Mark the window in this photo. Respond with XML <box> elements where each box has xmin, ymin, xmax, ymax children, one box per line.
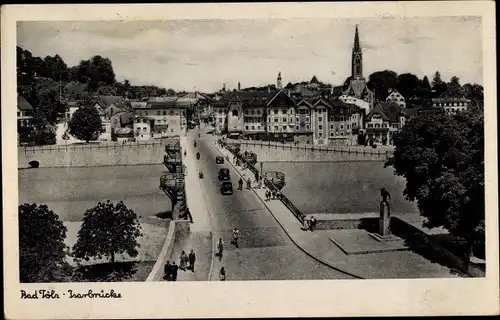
<box><xmin>143</xmin><ymin>127</ymin><xmax>147</xmax><ymax>132</ymax></box>
<box><xmin>232</xmin><ymin>110</ymin><xmax>238</xmax><ymax>117</ymax></box>
<box><xmin>268</xmin><ymin>126</ymin><xmax>271</xmax><ymax>131</ymax></box>
<box><xmin>219</xmin><ymin>118</ymin><xmax>222</xmax><ymax>123</ymax></box>
<box><xmin>296</xmin><ymin>125</ymin><xmax>299</xmax><ymax>130</ymax></box>
<box><xmin>296</xmin><ymin>116</ymin><xmax>300</xmax><ymax>122</ymax></box>
<box><xmin>318</xmin><ymin>133</ymin><xmax>322</xmax><ymax>138</ymax></box>
<box><xmin>329</xmin><ymin>116</ymin><xmax>334</xmax><ymax>121</ymax></box>
<box><xmin>319</xmin><ymin>125</ymin><xmax>323</xmax><ymax>131</ymax></box>
<box><xmin>283</xmin><ymin>126</ymin><xmax>287</xmax><ymax>131</ymax></box>
<box><xmin>17</xmin><ymin>111</ymin><xmax>21</xmax><ymax>117</ymax></box>
<box><xmin>169</xmin><ymin>110</ymin><xmax>174</xmax><ymax>116</ymax></box>
<box><xmin>145</xmin><ymin>111</ymin><xmax>148</xmax><ymax>116</ymax></box>
<box><xmin>282</xmin><ymin>117</ymin><xmax>286</xmax><ymax>122</ymax></box>
<box><xmin>340</xmin><ymin>116</ymin><xmax>344</xmax><ymax>121</ymax></box>
<box><xmin>306</xmin><ymin>125</ymin><xmax>310</xmax><ymax>130</ymax></box>
<box><xmin>318</xmin><ymin>108</ymin><xmax>323</xmax><ymax>114</ymax></box>
<box><xmin>244</xmin><ymin>109</ymin><xmax>248</xmax><ymax>115</ymax></box>
<box><xmin>274</xmin><ymin>118</ymin><xmax>278</xmax><ymax>122</ymax></box>
<box><xmin>340</xmin><ymin>124</ymin><xmax>344</xmax><ymax>129</ymax></box>
<box><xmin>340</xmin><ymin>131</ymin><xmax>344</xmax><ymax>136</ymax></box>
<box><xmin>340</xmin><ymin>109</ymin><xmax>343</xmax><ymax>114</ymax></box>
<box><xmin>143</xmin><ymin>119</ymin><xmax>147</xmax><ymax>123</ymax></box>
<box><xmin>330</xmin><ymin>132</ymin><xmax>334</xmax><ymax>137</ymax></box>
<box><xmin>274</xmin><ymin>126</ymin><xmax>278</xmax><ymax>131</ymax></box>
<box><xmin>306</xmin><ymin>117</ymin><xmax>310</xmax><ymax>122</ymax></box>
<box><xmin>157</xmin><ymin>111</ymin><xmax>160</xmax><ymax>115</ymax></box>
<box><xmin>382</xmin><ymin>123</ymin><xmax>387</xmax><ymax>128</ymax></box>
<box><xmin>252</xmin><ymin>126</ymin><xmax>255</xmax><ymax>130</ymax></box>
<box><xmin>163</xmin><ymin>111</ymin><xmax>167</xmax><ymax>115</ymax></box>
<box><xmin>251</xmin><ymin>109</ymin><xmax>255</xmax><ymax>115</ymax></box>
<box><xmin>290</xmin><ymin>117</ymin><xmax>294</xmax><ymax>122</ymax></box>
<box><xmin>318</xmin><ymin>117</ymin><xmax>322</xmax><ymax>122</ymax></box>
<box><xmin>375</xmin><ymin>123</ymin><xmax>380</xmax><ymax>128</ymax></box>
<box><xmin>330</xmin><ymin>124</ymin><xmax>334</xmax><ymax>129</ymax></box>
<box><xmin>347</xmin><ymin>124</ymin><xmax>350</xmax><ymax>129</ymax></box>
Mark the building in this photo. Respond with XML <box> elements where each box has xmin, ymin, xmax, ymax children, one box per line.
<box><xmin>364</xmin><ymin>102</ymin><xmax>402</xmax><ymax>145</ymax></box>
<box><xmin>17</xmin><ymin>96</ymin><xmax>34</xmax><ymax>129</ymax></box>
<box><xmin>132</xmin><ymin>97</ymin><xmax>188</xmax><ymax>140</ymax></box>
<box><xmin>342</xmin><ymin>25</ymin><xmax>375</xmax><ymax>112</ymax></box>
<box><xmin>295</xmin><ymin>99</ymin><xmax>314</xmax><ymax>143</ymax></box>
<box><xmin>133</xmin><ymin>116</ymin><xmax>152</xmax><ymax>141</ymax></box>
<box><xmin>265</xmin><ymin>89</ymin><xmax>296</xmax><ymax>140</ymax></box>
<box><xmin>213</xmin><ymin>100</ymin><xmax>228</xmax><ymax>135</ymax></box>
<box><xmin>65</xmin><ymin>101</ymin><xmax>79</xmax><ymax>121</ymax></box>
<box><xmin>431</xmin><ymin>97</ymin><xmax>470</xmax><ymax>115</ymax></box>
<box><xmin>386</xmin><ymin>88</ymin><xmax>406</xmax><ymax>108</ymax></box>
<box><xmin>311</xmin><ymin>97</ymin><xmax>364</xmax><ymax>146</ymax></box>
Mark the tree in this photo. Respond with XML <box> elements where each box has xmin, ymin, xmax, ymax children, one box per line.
<box><xmin>463</xmin><ymin>83</ymin><xmax>484</xmax><ymax>114</ymax></box>
<box><xmin>32</xmin><ymin>82</ymin><xmax>67</xmax><ymax>125</ymax></box>
<box><xmin>421</xmin><ymin>75</ymin><xmax>431</xmax><ymax>89</ymax></box>
<box><xmin>366</xmin><ymin>70</ymin><xmax>398</xmax><ymax>101</ymax></box>
<box><xmin>68</xmin><ymin>106</ymin><xmax>102</xmax><ymax>143</ymax></box>
<box><xmin>395</xmin><ymin>73</ymin><xmax>420</xmax><ymax>99</ymax></box>
<box><xmin>385</xmin><ymin>112</ymin><xmax>484</xmax><ymax>259</ymax></box>
<box><xmin>19</xmin><ymin>203</ymin><xmax>69</xmax><ymax>282</ymax></box>
<box><xmin>431</xmin><ymin>71</ymin><xmax>447</xmax><ymax>97</ymax></box>
<box><xmin>72</xmin><ymin>201</ymin><xmax>142</xmax><ymax>265</ymax></box>
<box><xmin>445</xmin><ymin>76</ymin><xmax>463</xmax><ymax>97</ymax></box>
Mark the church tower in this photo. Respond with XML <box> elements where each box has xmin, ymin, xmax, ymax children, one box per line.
<box><xmin>351</xmin><ymin>25</ymin><xmax>364</xmax><ymax>80</ymax></box>
<box><xmin>277</xmin><ymin>72</ymin><xmax>282</xmax><ymax>90</ymax></box>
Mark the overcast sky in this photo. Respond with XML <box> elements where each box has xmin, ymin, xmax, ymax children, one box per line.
<box><xmin>17</xmin><ymin>17</ymin><xmax>482</xmax><ymax>92</ymax></box>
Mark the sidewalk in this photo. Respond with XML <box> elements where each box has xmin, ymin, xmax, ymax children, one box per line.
<box><xmin>213</xmin><ymin>143</ymin><xmax>464</xmax><ymax>279</ymax></box>
<box><xmin>164</xmin><ymin>136</ymin><xmax>213</xmax><ymax>281</ymax></box>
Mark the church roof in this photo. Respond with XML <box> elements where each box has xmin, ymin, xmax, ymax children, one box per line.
<box><xmin>343</xmin><ymin>79</ymin><xmax>372</xmax><ymax>99</ymax></box>
<box><xmin>310</xmin><ymin>75</ymin><xmax>319</xmax><ymax>84</ymax></box>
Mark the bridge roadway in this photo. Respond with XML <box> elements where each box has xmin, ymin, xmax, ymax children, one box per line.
<box><xmin>173</xmin><ymin>127</ymin><xmax>355</xmax><ymax>281</ymax></box>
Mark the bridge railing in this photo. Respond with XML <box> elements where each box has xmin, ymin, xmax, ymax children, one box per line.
<box><xmin>226</xmin><ymin>139</ymin><xmax>394</xmax><ymax>158</ymax></box>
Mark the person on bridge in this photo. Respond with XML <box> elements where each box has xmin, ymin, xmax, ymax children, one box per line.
<box><xmin>219</xmin><ymin>267</ymin><xmax>226</xmax><ymax>281</ymax></box>
<box><xmin>188</xmin><ymin>250</ymin><xmax>196</xmax><ymax>272</ymax></box>
<box><xmin>171</xmin><ymin>262</ymin><xmax>179</xmax><ymax>281</ymax></box>
<box><xmin>238</xmin><ymin>178</ymin><xmax>243</xmax><ymax>190</ymax></box>
<box><xmin>196</xmin><ymin>152</ymin><xmax>200</xmax><ymax>160</ymax></box>
<box><xmin>163</xmin><ymin>261</ymin><xmax>171</xmax><ymax>281</ymax></box>
<box><xmin>217</xmin><ymin>238</ymin><xmax>224</xmax><ymax>259</ymax></box>
<box><xmin>232</xmin><ymin>228</ymin><xmax>239</xmax><ymax>247</ymax></box>
<box><xmin>246</xmin><ymin>178</ymin><xmax>252</xmax><ymax>189</ymax></box>
<box><xmin>184</xmin><ymin>150</ymin><xmax>187</xmax><ymax>157</ymax></box>
<box><xmin>179</xmin><ymin>251</ymin><xmax>188</xmax><ymax>271</ymax></box>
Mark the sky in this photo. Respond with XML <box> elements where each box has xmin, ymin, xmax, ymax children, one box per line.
<box><xmin>17</xmin><ymin>17</ymin><xmax>482</xmax><ymax>93</ymax></box>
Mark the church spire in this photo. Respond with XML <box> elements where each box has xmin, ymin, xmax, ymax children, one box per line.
<box><xmin>351</xmin><ymin>25</ymin><xmax>363</xmax><ymax>79</ymax></box>
<box><xmin>354</xmin><ymin>24</ymin><xmax>360</xmax><ymax>51</ymax></box>
<box><xmin>277</xmin><ymin>72</ymin><xmax>282</xmax><ymax>90</ymax></box>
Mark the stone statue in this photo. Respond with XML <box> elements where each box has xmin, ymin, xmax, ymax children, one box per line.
<box><xmin>379</xmin><ymin>187</ymin><xmax>392</xmax><ymax>237</ymax></box>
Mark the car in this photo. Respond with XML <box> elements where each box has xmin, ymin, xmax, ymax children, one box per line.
<box><xmin>220</xmin><ymin>181</ymin><xmax>234</xmax><ymax>195</ymax></box>
<box><xmin>215</xmin><ymin>156</ymin><xmax>224</xmax><ymax>164</ymax></box>
<box><xmin>218</xmin><ymin>168</ymin><xmax>231</xmax><ymax>180</ymax></box>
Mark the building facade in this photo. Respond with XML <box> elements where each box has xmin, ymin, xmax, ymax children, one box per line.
<box><xmin>431</xmin><ymin>97</ymin><xmax>470</xmax><ymax>114</ymax></box>
<box><xmin>386</xmin><ymin>89</ymin><xmax>406</xmax><ymax>108</ymax></box>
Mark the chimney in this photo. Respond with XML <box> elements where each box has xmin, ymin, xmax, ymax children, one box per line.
<box><xmin>238</xmin><ymin>82</ymin><xmax>241</xmax><ymax>91</ymax></box>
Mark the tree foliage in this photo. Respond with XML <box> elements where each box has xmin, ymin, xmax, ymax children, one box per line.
<box><xmin>19</xmin><ymin>203</ymin><xmax>69</xmax><ymax>282</ymax></box>
<box><xmin>366</xmin><ymin>70</ymin><xmax>398</xmax><ymax>101</ymax></box>
<box><xmin>385</xmin><ymin>112</ymin><xmax>484</xmax><ymax>257</ymax></box>
<box><xmin>68</xmin><ymin>106</ymin><xmax>103</xmax><ymax>143</ymax></box>
<box><xmin>72</xmin><ymin>201</ymin><xmax>142</xmax><ymax>264</ymax></box>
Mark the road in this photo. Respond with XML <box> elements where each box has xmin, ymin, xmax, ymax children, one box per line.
<box><xmin>181</xmin><ymin>126</ymin><xmax>355</xmax><ymax>280</ymax></box>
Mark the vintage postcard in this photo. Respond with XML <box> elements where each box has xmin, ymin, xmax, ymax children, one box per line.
<box><xmin>2</xmin><ymin>2</ymin><xmax>498</xmax><ymax>319</ymax></box>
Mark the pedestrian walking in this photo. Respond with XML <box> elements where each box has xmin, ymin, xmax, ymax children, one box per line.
<box><xmin>188</xmin><ymin>250</ymin><xmax>196</xmax><ymax>272</ymax></box>
<box><xmin>271</xmin><ymin>189</ymin><xmax>276</xmax><ymax>200</ymax></box>
<box><xmin>302</xmin><ymin>218</ymin><xmax>310</xmax><ymax>231</ymax></box>
<box><xmin>309</xmin><ymin>216</ymin><xmax>317</xmax><ymax>232</ymax></box>
<box><xmin>255</xmin><ymin>172</ymin><xmax>260</xmax><ymax>183</ymax></box>
<box><xmin>163</xmin><ymin>261</ymin><xmax>171</xmax><ymax>281</ymax></box>
<box><xmin>179</xmin><ymin>251</ymin><xmax>188</xmax><ymax>271</ymax></box>
<box><xmin>219</xmin><ymin>267</ymin><xmax>226</xmax><ymax>281</ymax></box>
<box><xmin>171</xmin><ymin>262</ymin><xmax>179</xmax><ymax>281</ymax></box>
<box><xmin>216</xmin><ymin>238</ymin><xmax>224</xmax><ymax>260</ymax></box>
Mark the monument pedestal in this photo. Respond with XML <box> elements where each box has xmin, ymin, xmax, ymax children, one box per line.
<box><xmin>369</xmin><ymin>201</ymin><xmax>403</xmax><ymax>243</ymax></box>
